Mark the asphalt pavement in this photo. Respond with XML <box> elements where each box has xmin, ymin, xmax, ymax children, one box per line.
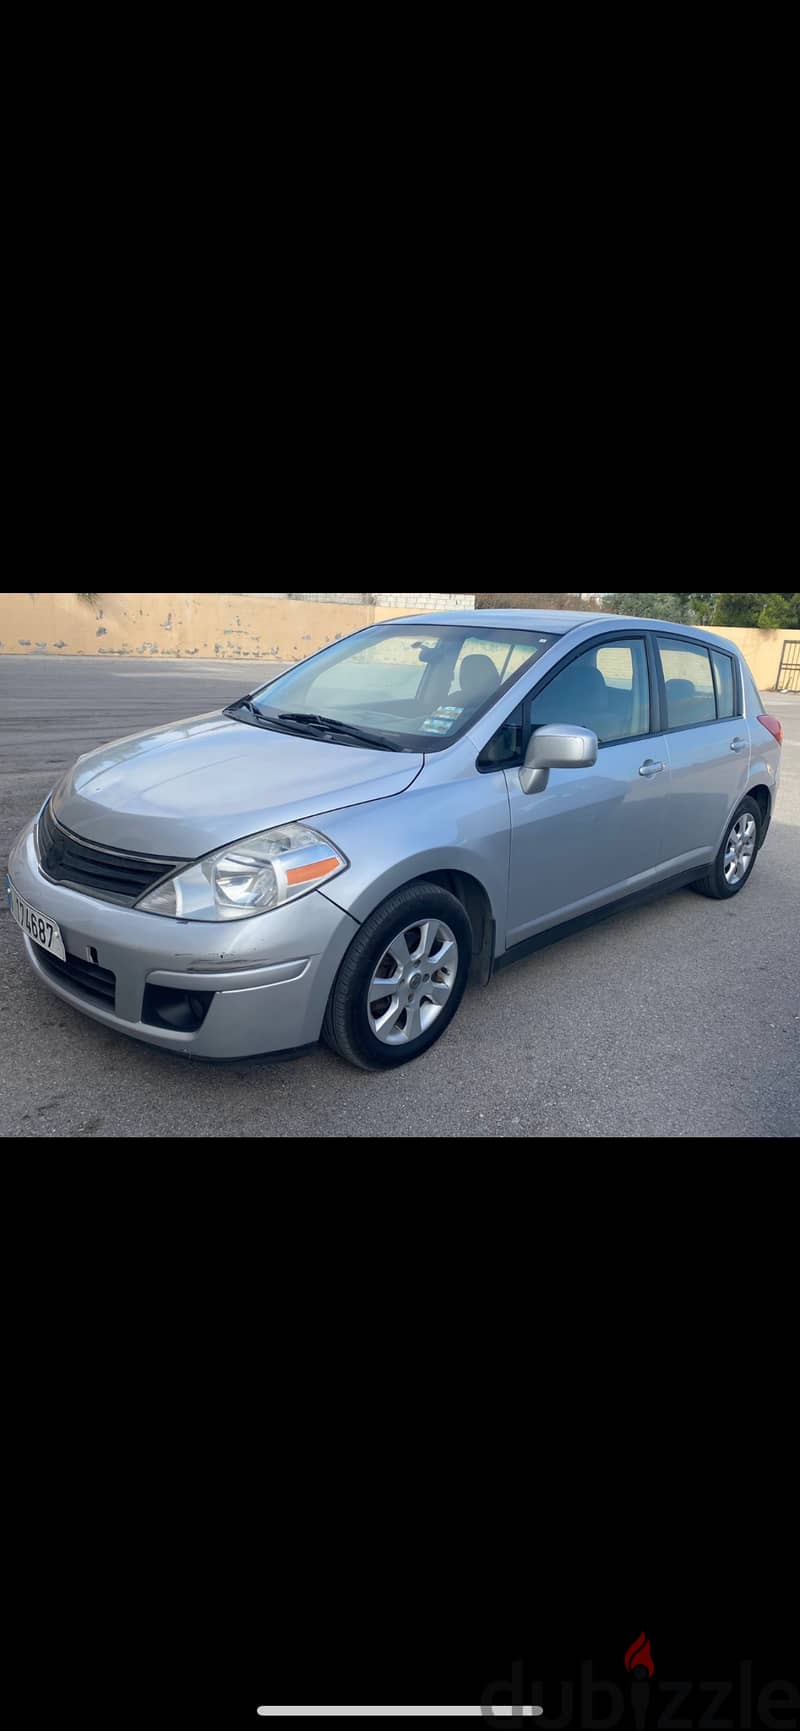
<box><xmin>1</xmin><ymin>655</ymin><xmax>798</xmax><ymax>1138</ymax></box>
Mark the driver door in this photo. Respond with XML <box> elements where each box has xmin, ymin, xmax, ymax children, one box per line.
<box><xmin>503</xmin><ymin>634</ymin><xmax>670</xmax><ymax>946</ymax></box>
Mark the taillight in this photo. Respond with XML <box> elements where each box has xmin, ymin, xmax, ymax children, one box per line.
<box><xmin>758</xmin><ymin>715</ymin><xmax>783</xmax><ymax>746</ymax></box>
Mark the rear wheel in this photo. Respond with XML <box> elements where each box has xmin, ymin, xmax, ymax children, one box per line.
<box><xmin>323</xmin><ymin>882</ymin><xmax>472</xmax><ymax>1069</ymax></box>
<box><xmin>692</xmin><ymin>795</ymin><xmax>762</xmax><ymax>900</ymax></box>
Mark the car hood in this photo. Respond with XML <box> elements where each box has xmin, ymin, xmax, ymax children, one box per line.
<box><xmin>51</xmin><ymin>711</ymin><xmax>424</xmax><ymax>857</ymax></box>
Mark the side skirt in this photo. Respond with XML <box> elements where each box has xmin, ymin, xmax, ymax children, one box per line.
<box><xmin>493</xmin><ymin>866</ymin><xmax>707</xmax><ymax>975</ymax></box>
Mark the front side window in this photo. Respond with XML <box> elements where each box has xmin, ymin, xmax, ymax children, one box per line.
<box><xmin>231</xmin><ymin>624</ymin><xmax>557</xmax><ymax>751</ymax></box>
<box><xmin>657</xmin><ymin>638</ymin><xmax>718</xmax><ymax>728</ymax></box>
<box><xmin>527</xmin><ymin>637</ymin><xmax>650</xmax><ymax>745</ymax></box>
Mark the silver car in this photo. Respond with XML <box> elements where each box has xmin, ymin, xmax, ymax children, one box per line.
<box><xmin>7</xmin><ymin>609</ymin><xmax>784</xmax><ymax>1069</ymax></box>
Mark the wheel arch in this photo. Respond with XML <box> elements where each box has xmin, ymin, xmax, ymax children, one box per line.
<box><xmin>747</xmin><ymin>782</ymin><xmax>772</xmax><ymax>842</ymax></box>
<box><xmin>328</xmin><ymin>864</ymin><xmax>496</xmax><ymax>987</ymax></box>
<box><xmin>715</xmin><ymin>782</ymin><xmax>773</xmax><ymax>855</ymax></box>
<box><xmin>400</xmin><ymin>868</ymin><xmax>496</xmax><ymax>985</ymax></box>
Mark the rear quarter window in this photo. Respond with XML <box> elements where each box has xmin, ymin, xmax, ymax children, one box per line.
<box><xmin>710</xmin><ymin>649</ymin><xmax>737</xmax><ymax>719</ymax></box>
<box><xmin>742</xmin><ymin>664</ymin><xmax>764</xmax><ymax>715</ymax></box>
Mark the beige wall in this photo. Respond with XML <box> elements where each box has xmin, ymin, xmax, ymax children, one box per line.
<box><xmin>0</xmin><ymin>592</ymin><xmax>437</xmax><ymax>665</ymax></box>
<box><xmin>702</xmin><ymin>627</ymin><xmax>787</xmax><ymax>692</ymax></box>
<box><xmin>0</xmin><ymin>594</ymin><xmax>791</xmax><ymax>689</ymax></box>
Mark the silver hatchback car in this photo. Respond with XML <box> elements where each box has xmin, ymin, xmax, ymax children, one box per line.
<box><xmin>7</xmin><ymin>609</ymin><xmax>783</xmax><ymax>1069</ymax></box>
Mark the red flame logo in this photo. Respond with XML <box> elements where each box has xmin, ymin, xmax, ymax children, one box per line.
<box><xmin>624</xmin><ymin>1631</ymin><xmax>655</xmax><ymax>1679</ymax></box>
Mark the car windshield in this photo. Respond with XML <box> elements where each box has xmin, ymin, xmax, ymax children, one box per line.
<box><xmin>230</xmin><ymin>624</ymin><xmax>558</xmax><ymax>751</ymax></box>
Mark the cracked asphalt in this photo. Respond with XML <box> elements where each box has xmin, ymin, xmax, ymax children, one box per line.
<box><xmin>1</xmin><ymin>655</ymin><xmax>798</xmax><ymax>1138</ymax></box>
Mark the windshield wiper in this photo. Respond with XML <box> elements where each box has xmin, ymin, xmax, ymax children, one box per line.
<box><xmin>278</xmin><ymin>712</ymin><xmax>402</xmax><ymax>752</ymax></box>
<box><xmin>224</xmin><ymin>697</ymin><xmax>294</xmax><ymax>734</ymax></box>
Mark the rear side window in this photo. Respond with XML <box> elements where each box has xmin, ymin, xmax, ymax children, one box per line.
<box><xmin>710</xmin><ymin>649</ymin><xmax>736</xmax><ymax>719</ymax></box>
<box><xmin>657</xmin><ymin>639</ymin><xmax>717</xmax><ymax>729</ymax></box>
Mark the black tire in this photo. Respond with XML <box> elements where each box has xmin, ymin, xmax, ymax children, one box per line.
<box><xmin>691</xmin><ymin>795</ymin><xmax>763</xmax><ymax>900</ymax></box>
<box><xmin>323</xmin><ymin>882</ymin><xmax>473</xmax><ymax>1070</ymax></box>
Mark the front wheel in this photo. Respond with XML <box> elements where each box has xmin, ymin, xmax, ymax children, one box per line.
<box><xmin>692</xmin><ymin>795</ymin><xmax>762</xmax><ymax>900</ymax></box>
<box><xmin>323</xmin><ymin>882</ymin><xmax>473</xmax><ymax>1069</ymax></box>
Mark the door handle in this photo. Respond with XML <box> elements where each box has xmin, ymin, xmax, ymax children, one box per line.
<box><xmin>730</xmin><ymin>737</ymin><xmax>748</xmax><ymax>753</ymax></box>
<box><xmin>639</xmin><ymin>759</ymin><xmax>664</xmax><ymax>778</ymax></box>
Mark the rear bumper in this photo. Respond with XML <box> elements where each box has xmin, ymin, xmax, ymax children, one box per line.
<box><xmin>7</xmin><ymin>817</ymin><xmax>358</xmax><ymax>1058</ymax></box>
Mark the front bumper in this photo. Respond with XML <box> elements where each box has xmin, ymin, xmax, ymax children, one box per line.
<box><xmin>7</xmin><ymin>817</ymin><xmax>358</xmax><ymax>1058</ymax></box>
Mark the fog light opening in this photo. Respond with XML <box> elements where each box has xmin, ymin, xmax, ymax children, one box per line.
<box><xmin>142</xmin><ymin>984</ymin><xmax>214</xmax><ymax>1032</ymax></box>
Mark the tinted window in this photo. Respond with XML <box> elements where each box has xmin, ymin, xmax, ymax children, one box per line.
<box><xmin>527</xmin><ymin>638</ymin><xmax>650</xmax><ymax>745</ymax></box>
<box><xmin>710</xmin><ymin>649</ymin><xmax>736</xmax><ymax>719</ymax></box>
<box><xmin>657</xmin><ymin>638</ymin><xmax>716</xmax><ymax>728</ymax></box>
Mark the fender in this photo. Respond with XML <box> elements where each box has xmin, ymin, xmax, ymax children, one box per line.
<box><xmin>714</xmin><ymin>764</ymin><xmax>778</xmax><ymax>856</ymax></box>
<box><xmin>315</xmin><ymin>765</ymin><xmax>510</xmax><ymax>943</ymax></box>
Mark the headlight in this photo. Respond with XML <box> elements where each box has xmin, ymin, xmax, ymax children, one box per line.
<box><xmin>135</xmin><ymin>822</ymin><xmax>347</xmax><ymax>921</ymax></box>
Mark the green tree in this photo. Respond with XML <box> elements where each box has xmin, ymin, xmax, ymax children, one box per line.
<box><xmin>604</xmin><ymin>593</ymin><xmax>689</xmax><ymax>622</ymax></box>
<box><xmin>75</xmin><ymin>591</ymin><xmax>100</xmax><ymax>604</ymax></box>
<box><xmin>713</xmin><ymin>593</ymin><xmax>768</xmax><ymax>626</ymax></box>
<box><xmin>757</xmin><ymin>592</ymin><xmax>800</xmax><ymax>629</ymax></box>
<box><xmin>475</xmin><ymin>593</ymin><xmax>591</xmax><ymax>610</ymax></box>
<box><xmin>604</xmin><ymin>592</ymin><xmax>799</xmax><ymax>629</ymax></box>
<box><xmin>685</xmin><ymin>593</ymin><xmax>719</xmax><ymax>625</ymax></box>
<box><xmin>604</xmin><ymin>593</ymin><xmax>720</xmax><ymax>623</ymax></box>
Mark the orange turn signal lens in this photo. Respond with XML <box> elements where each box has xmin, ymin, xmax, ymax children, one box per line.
<box><xmin>285</xmin><ymin>856</ymin><xmax>342</xmax><ymax>886</ymax></box>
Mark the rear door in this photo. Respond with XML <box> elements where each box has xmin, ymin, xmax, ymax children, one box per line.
<box><xmin>655</xmin><ymin>635</ymin><xmax>750</xmax><ymax>865</ymax></box>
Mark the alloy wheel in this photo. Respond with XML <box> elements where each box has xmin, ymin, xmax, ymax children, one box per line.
<box><xmin>367</xmin><ymin>919</ymin><xmax>459</xmax><ymax>1045</ymax></box>
<box><xmin>723</xmin><ymin>812</ymin><xmax>757</xmax><ymax>885</ymax></box>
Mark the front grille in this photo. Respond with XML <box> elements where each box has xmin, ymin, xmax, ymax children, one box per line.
<box><xmin>37</xmin><ymin>801</ymin><xmax>185</xmax><ymax>906</ymax></box>
<box><xmin>36</xmin><ymin>945</ymin><xmax>117</xmax><ymax>1008</ymax></box>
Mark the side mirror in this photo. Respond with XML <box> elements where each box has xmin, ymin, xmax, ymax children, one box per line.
<box><xmin>519</xmin><ymin>723</ymin><xmax>598</xmax><ymax>795</ymax></box>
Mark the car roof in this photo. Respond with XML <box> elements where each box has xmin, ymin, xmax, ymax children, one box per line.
<box><xmin>392</xmin><ymin>609</ymin><xmax>739</xmax><ymax>654</ymax></box>
<box><xmin>394</xmin><ymin>608</ymin><xmax>606</xmax><ymax>633</ymax></box>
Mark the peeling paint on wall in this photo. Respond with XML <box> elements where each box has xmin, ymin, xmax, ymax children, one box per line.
<box><xmin>3</xmin><ymin>593</ymin><xmax>439</xmax><ymax>664</ymax></box>
<box><xmin>2</xmin><ymin>593</ymin><xmax>780</xmax><ymax>689</ymax></box>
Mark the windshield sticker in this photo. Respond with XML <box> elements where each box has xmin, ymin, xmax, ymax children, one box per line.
<box><xmin>421</xmin><ymin>705</ymin><xmax>464</xmax><ymax>735</ymax></box>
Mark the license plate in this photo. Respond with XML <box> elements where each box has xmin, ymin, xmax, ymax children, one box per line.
<box><xmin>7</xmin><ymin>880</ymin><xmax>66</xmax><ymax>961</ymax></box>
